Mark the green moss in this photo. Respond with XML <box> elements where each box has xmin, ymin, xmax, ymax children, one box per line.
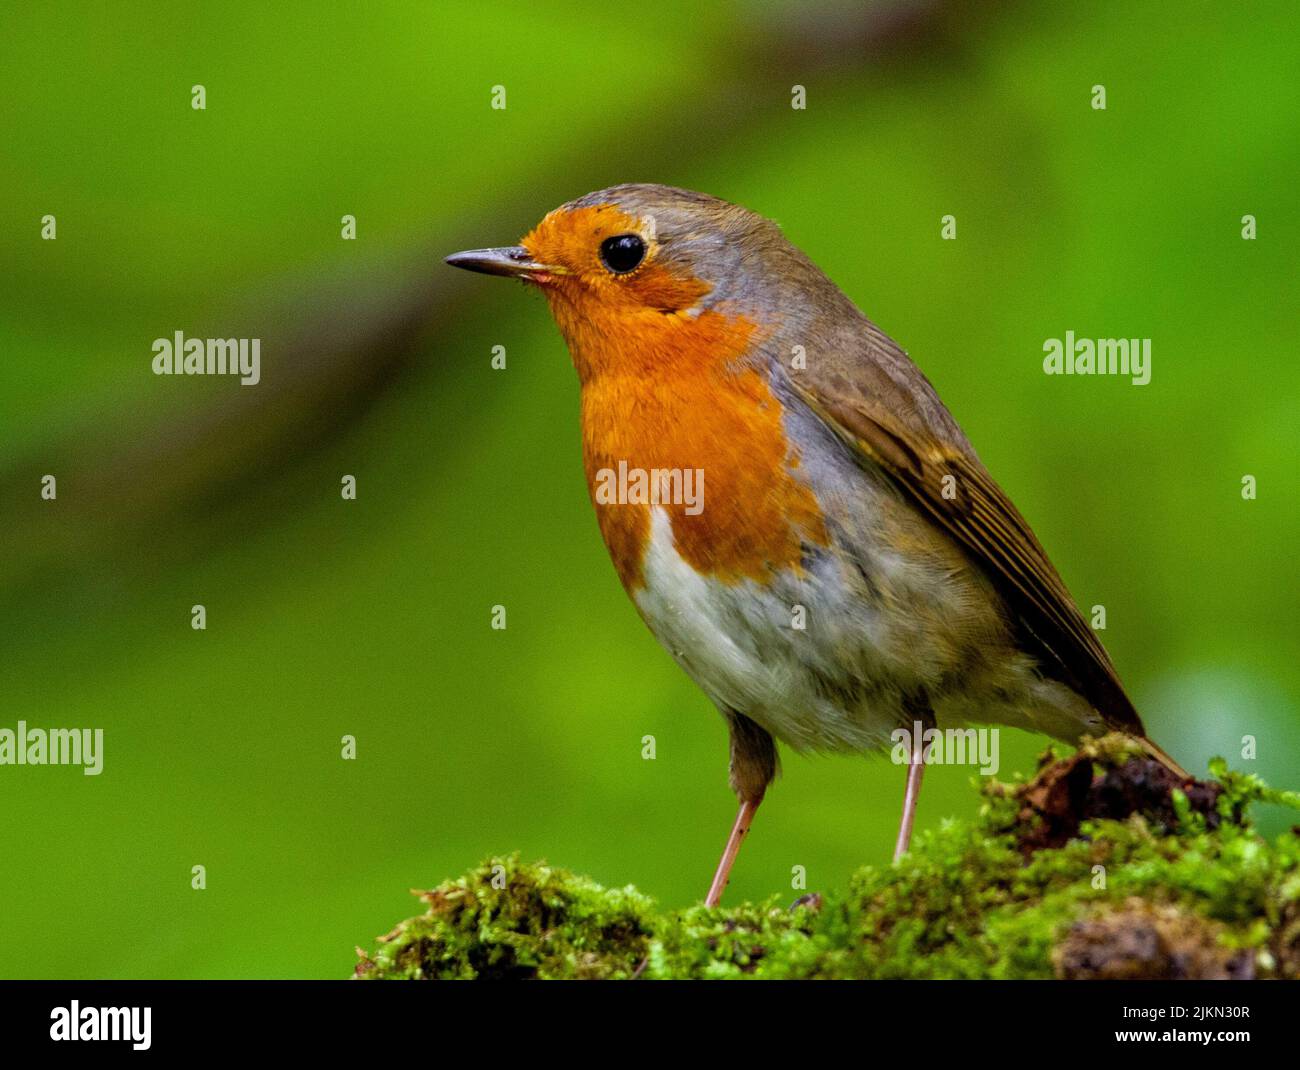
<box><xmin>354</xmin><ymin>856</ymin><xmax>654</xmax><ymax>979</ymax></box>
<box><xmin>355</xmin><ymin>738</ymin><xmax>1300</xmax><ymax>980</ymax></box>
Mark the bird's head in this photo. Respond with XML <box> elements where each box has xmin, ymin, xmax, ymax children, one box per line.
<box><xmin>446</xmin><ymin>184</ymin><xmax>816</xmax><ymax>381</ymax></box>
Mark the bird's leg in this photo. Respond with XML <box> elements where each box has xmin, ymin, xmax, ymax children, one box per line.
<box><xmin>705</xmin><ymin>795</ymin><xmax>762</xmax><ymax>908</ymax></box>
<box><xmin>892</xmin><ymin>755</ymin><xmax>925</xmax><ymax>862</ymax></box>
<box><xmin>705</xmin><ymin>712</ymin><xmax>777</xmax><ymax>907</ymax></box>
<box><xmin>893</xmin><ymin>700</ymin><xmax>935</xmax><ymax>863</ymax></box>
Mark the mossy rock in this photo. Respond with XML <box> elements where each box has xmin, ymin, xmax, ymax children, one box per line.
<box><xmin>355</xmin><ymin>735</ymin><xmax>1300</xmax><ymax>980</ymax></box>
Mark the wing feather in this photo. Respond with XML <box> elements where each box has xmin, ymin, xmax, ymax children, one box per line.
<box><xmin>789</xmin><ymin>372</ymin><xmax>1144</xmax><ymax>735</ymax></box>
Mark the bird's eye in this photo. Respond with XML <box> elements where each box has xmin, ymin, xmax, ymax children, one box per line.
<box><xmin>599</xmin><ymin>233</ymin><xmax>646</xmax><ymax>274</ymax></box>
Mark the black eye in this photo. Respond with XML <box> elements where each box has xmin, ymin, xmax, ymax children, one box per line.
<box><xmin>599</xmin><ymin>233</ymin><xmax>646</xmax><ymax>274</ymax></box>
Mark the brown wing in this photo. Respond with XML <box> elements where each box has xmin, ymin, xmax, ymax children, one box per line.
<box><xmin>786</xmin><ymin>324</ymin><xmax>1144</xmax><ymax>736</ymax></box>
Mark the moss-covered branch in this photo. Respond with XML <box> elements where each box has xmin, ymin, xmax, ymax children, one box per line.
<box><xmin>354</xmin><ymin>736</ymin><xmax>1300</xmax><ymax>980</ymax></box>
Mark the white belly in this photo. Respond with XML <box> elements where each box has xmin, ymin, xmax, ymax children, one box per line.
<box><xmin>631</xmin><ymin>507</ymin><xmax>1101</xmax><ymax>752</ymax></box>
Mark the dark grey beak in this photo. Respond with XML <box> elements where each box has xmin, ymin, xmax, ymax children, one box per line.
<box><xmin>444</xmin><ymin>245</ymin><xmax>555</xmax><ymax>278</ymax></box>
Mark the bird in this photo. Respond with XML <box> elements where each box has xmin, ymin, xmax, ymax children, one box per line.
<box><xmin>445</xmin><ymin>183</ymin><xmax>1188</xmax><ymax>908</ymax></box>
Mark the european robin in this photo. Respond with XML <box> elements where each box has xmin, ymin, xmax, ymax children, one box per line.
<box><xmin>447</xmin><ymin>184</ymin><xmax>1188</xmax><ymax>907</ymax></box>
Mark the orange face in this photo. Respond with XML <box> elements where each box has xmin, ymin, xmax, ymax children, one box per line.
<box><xmin>519</xmin><ymin>204</ymin><xmax>721</xmax><ymax>383</ymax></box>
<box><xmin>522</xmin><ymin>204</ymin><xmax>708</xmax><ymax>312</ymax></box>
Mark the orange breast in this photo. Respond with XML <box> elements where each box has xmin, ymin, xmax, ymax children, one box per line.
<box><xmin>571</xmin><ymin>307</ymin><xmax>830</xmax><ymax>591</ymax></box>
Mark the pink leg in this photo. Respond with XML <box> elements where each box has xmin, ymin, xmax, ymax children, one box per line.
<box><xmin>893</xmin><ymin>750</ymin><xmax>926</xmax><ymax>862</ymax></box>
<box><xmin>704</xmin><ymin>796</ymin><xmax>762</xmax><ymax>907</ymax></box>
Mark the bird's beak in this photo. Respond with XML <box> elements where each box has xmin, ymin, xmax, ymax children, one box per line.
<box><xmin>444</xmin><ymin>245</ymin><xmax>561</xmax><ymax>280</ymax></box>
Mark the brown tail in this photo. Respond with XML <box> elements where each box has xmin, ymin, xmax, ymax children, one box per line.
<box><xmin>1136</xmin><ymin>736</ymin><xmax>1191</xmax><ymax>781</ymax></box>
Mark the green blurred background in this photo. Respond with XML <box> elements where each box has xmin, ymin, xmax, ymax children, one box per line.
<box><xmin>1</xmin><ymin>1</ymin><xmax>1296</xmax><ymax>978</ymax></box>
